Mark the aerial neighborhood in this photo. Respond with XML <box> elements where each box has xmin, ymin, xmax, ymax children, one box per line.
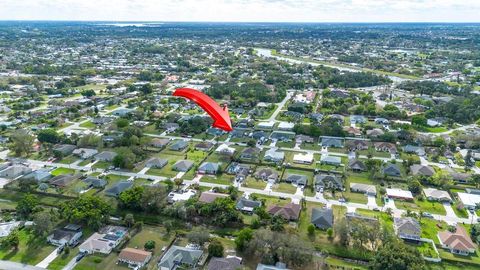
<box><xmin>0</xmin><ymin>21</ymin><xmax>480</xmax><ymax>270</ymax></box>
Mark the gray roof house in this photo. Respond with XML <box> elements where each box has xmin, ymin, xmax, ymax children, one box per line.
<box><xmin>314</xmin><ymin>174</ymin><xmax>343</xmax><ymax>191</ymax></box>
<box><xmin>350</xmin><ymin>183</ymin><xmax>377</xmax><ymax>196</ymax></box>
<box><xmin>320</xmin><ymin>136</ymin><xmax>344</xmax><ymax>148</ymax></box>
<box><xmin>54</xmin><ymin>144</ymin><xmax>77</xmax><ymax>156</ymax></box>
<box><xmin>150</xmin><ymin>138</ymin><xmax>170</xmax><ymax>148</ymax></box>
<box><xmin>410</xmin><ymin>164</ymin><xmax>435</xmax><ymax>177</ymax></box>
<box><xmin>348</xmin><ymin>159</ymin><xmax>367</xmax><ymax>172</ymax></box>
<box><xmin>145</xmin><ymin>157</ymin><xmax>168</xmax><ymax>169</ymax></box>
<box><xmin>83</xmin><ymin>177</ymin><xmax>107</xmax><ymax>188</ymax></box>
<box><xmin>254</xmin><ymin>168</ymin><xmax>279</xmax><ymax>182</ymax></box>
<box><xmin>173</xmin><ymin>160</ymin><xmax>194</xmax><ymax>172</ymax></box>
<box><xmin>111</xmin><ymin>107</ymin><xmax>134</xmax><ymax>117</ymax></box>
<box><xmin>170</xmin><ymin>140</ymin><xmax>188</xmax><ymax>151</ymax></box>
<box><xmin>256</xmin><ymin>262</ymin><xmax>290</xmax><ymax>270</ymax></box>
<box><xmin>285</xmin><ymin>174</ymin><xmax>307</xmax><ymax>186</ymax></box>
<box><xmin>394</xmin><ymin>217</ymin><xmax>421</xmax><ymax>241</ymax></box>
<box><xmin>350</xmin><ymin>115</ymin><xmax>367</xmax><ymax>124</ymax></box>
<box><xmin>236</xmin><ymin>197</ymin><xmax>262</xmax><ymax>213</ymax></box>
<box><xmin>198</xmin><ymin>162</ymin><xmax>220</xmax><ymax>175</ymax></box>
<box><xmin>105</xmin><ymin>181</ymin><xmax>133</xmax><ymax>197</ymax></box>
<box><xmin>0</xmin><ymin>165</ymin><xmax>32</xmax><ymax>179</ymax></box>
<box><xmin>403</xmin><ymin>145</ymin><xmax>426</xmax><ymax>156</ymax></box>
<box><xmin>264</xmin><ymin>148</ymin><xmax>285</xmax><ymax>163</ymax></box>
<box><xmin>240</xmin><ymin>147</ymin><xmax>261</xmax><ymax>160</ymax></box>
<box><xmin>383</xmin><ymin>163</ymin><xmax>401</xmax><ymax>177</ymax></box>
<box><xmin>320</xmin><ymin>155</ymin><xmax>342</xmax><ymax>166</ymax></box>
<box><xmin>208</xmin><ymin>256</ymin><xmax>242</xmax><ymax>270</ymax></box>
<box><xmin>158</xmin><ymin>245</ymin><xmax>203</xmax><ymax>270</ymax></box>
<box><xmin>311</xmin><ymin>208</ymin><xmax>334</xmax><ymax>229</ymax></box>
<box><xmin>73</xmin><ymin>148</ymin><xmax>98</xmax><ymax>159</ymax></box>
<box><xmin>94</xmin><ymin>151</ymin><xmax>117</xmax><ymax>162</ymax></box>
<box><xmin>22</xmin><ymin>169</ymin><xmax>52</xmax><ymax>182</ymax></box>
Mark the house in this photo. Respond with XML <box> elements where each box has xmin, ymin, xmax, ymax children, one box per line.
<box><xmin>270</xmin><ymin>131</ymin><xmax>295</xmax><ymax>142</ymax></box>
<box><xmin>254</xmin><ymin>168</ymin><xmax>279</xmax><ymax>182</ymax></box>
<box><xmin>145</xmin><ymin>157</ymin><xmax>168</xmax><ymax>169</ymax></box>
<box><xmin>257</xmin><ymin>262</ymin><xmax>290</xmax><ymax>270</ymax></box>
<box><xmin>345</xmin><ymin>139</ymin><xmax>369</xmax><ymax>151</ymax></box>
<box><xmin>21</xmin><ymin>169</ymin><xmax>52</xmax><ymax>182</ymax></box>
<box><xmin>386</xmin><ymin>188</ymin><xmax>414</xmax><ymax>201</ymax></box>
<box><xmin>170</xmin><ymin>140</ymin><xmax>188</xmax><ymax>151</ymax></box>
<box><xmin>0</xmin><ymin>165</ymin><xmax>32</xmax><ymax>179</ymax></box>
<box><xmin>240</xmin><ymin>147</ymin><xmax>261</xmax><ymax>160</ymax></box>
<box><xmin>167</xmin><ymin>189</ymin><xmax>196</xmax><ymax>203</ymax></box>
<box><xmin>438</xmin><ymin>225</ymin><xmax>477</xmax><ymax>256</ymax></box>
<box><xmin>403</xmin><ymin>145</ymin><xmax>426</xmax><ymax>156</ymax></box>
<box><xmin>236</xmin><ymin>197</ymin><xmax>261</xmax><ymax>213</ymax></box>
<box><xmin>366</xmin><ymin>128</ymin><xmax>384</xmax><ymax>137</ymax></box>
<box><xmin>257</xmin><ymin>121</ymin><xmax>275</xmax><ymax>130</ymax></box>
<box><xmin>450</xmin><ymin>172</ymin><xmax>470</xmax><ymax>184</ymax></box>
<box><xmin>285</xmin><ymin>174</ymin><xmax>307</xmax><ymax>186</ymax></box>
<box><xmin>374</xmin><ymin>142</ymin><xmax>397</xmax><ymax>154</ymax></box>
<box><xmin>105</xmin><ymin>181</ymin><xmax>133</xmax><ymax>197</ymax></box>
<box><xmin>293</xmin><ymin>153</ymin><xmax>314</xmax><ymax>164</ymax></box>
<box><xmin>164</xmin><ymin>123</ymin><xmax>180</xmax><ymax>133</ymax></box>
<box><xmin>111</xmin><ymin>107</ymin><xmax>133</xmax><ymax>117</ymax></box>
<box><xmin>195</xmin><ymin>141</ymin><xmax>214</xmax><ymax>152</ymax></box>
<box><xmin>344</xmin><ymin>126</ymin><xmax>362</xmax><ymax>137</ymax></box>
<box><xmin>410</xmin><ymin>164</ymin><xmax>435</xmax><ymax>177</ymax></box>
<box><xmin>50</xmin><ymin>174</ymin><xmax>81</xmax><ymax>188</ymax></box>
<box><xmin>0</xmin><ymin>221</ymin><xmax>21</xmax><ymax>237</ymax></box>
<box><xmin>83</xmin><ymin>177</ymin><xmax>107</xmax><ymax>188</ymax></box>
<box><xmin>375</xmin><ymin>118</ymin><xmax>390</xmax><ymax>125</ymax></box>
<box><xmin>267</xmin><ymin>203</ymin><xmax>301</xmax><ymax>221</ymax></box>
<box><xmin>198</xmin><ymin>162</ymin><xmax>220</xmax><ymax>174</ymax></box>
<box><xmin>206</xmin><ymin>128</ymin><xmax>225</xmax><ymax>136</ymax></box>
<box><xmin>94</xmin><ymin>151</ymin><xmax>117</xmax><ymax>162</ymax></box>
<box><xmin>73</xmin><ymin>148</ymin><xmax>98</xmax><ymax>159</ymax></box>
<box><xmin>320</xmin><ymin>155</ymin><xmax>341</xmax><ymax>166</ymax></box>
<box><xmin>350</xmin><ymin>115</ymin><xmax>367</xmax><ymax>125</ymax></box>
<box><xmin>320</xmin><ymin>136</ymin><xmax>344</xmax><ymax>148</ymax></box>
<box><xmin>315</xmin><ymin>174</ymin><xmax>343</xmax><ymax>191</ymax></box>
<box><xmin>348</xmin><ymin>159</ymin><xmax>367</xmax><ymax>172</ymax></box>
<box><xmin>172</xmin><ymin>160</ymin><xmax>194</xmax><ymax>172</ymax></box>
<box><xmin>383</xmin><ymin>163</ymin><xmax>401</xmax><ymax>177</ymax></box>
<box><xmin>53</xmin><ymin>144</ymin><xmax>76</xmax><ymax>156</ymax></box>
<box><xmin>198</xmin><ymin>191</ymin><xmax>229</xmax><ymax>203</ymax></box>
<box><xmin>394</xmin><ymin>217</ymin><xmax>421</xmax><ymax>241</ymax></box>
<box><xmin>158</xmin><ymin>245</ymin><xmax>203</xmax><ymax>270</ymax></box>
<box><xmin>215</xmin><ymin>144</ymin><xmax>236</xmax><ymax>156</ymax></box>
<box><xmin>264</xmin><ymin>148</ymin><xmax>285</xmax><ymax>163</ymax></box>
<box><xmin>350</xmin><ymin>183</ymin><xmax>376</xmax><ymax>196</ymax></box>
<box><xmin>79</xmin><ymin>226</ymin><xmax>128</xmax><ymax>254</ymax></box>
<box><xmin>207</xmin><ymin>256</ymin><xmax>242</xmax><ymax>270</ymax></box>
<box><xmin>311</xmin><ymin>208</ymin><xmax>333</xmax><ymax>229</ymax></box>
<box><xmin>423</xmin><ymin>188</ymin><xmax>452</xmax><ymax>202</ymax></box>
<box><xmin>118</xmin><ymin>248</ymin><xmax>152</xmax><ymax>269</ymax></box>
<box><xmin>47</xmin><ymin>224</ymin><xmax>82</xmax><ymax>246</ymax></box>
<box><xmin>150</xmin><ymin>138</ymin><xmax>170</xmax><ymax>148</ymax></box>
<box><xmin>295</xmin><ymin>134</ymin><xmax>314</xmax><ymax>144</ymax></box>
<box><xmin>277</xmin><ymin>122</ymin><xmax>295</xmax><ymax>131</ymax></box>
<box><xmin>457</xmin><ymin>192</ymin><xmax>480</xmax><ymax>210</ymax></box>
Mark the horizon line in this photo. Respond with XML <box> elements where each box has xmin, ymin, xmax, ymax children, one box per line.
<box><xmin>1</xmin><ymin>20</ymin><xmax>480</xmax><ymax>24</ymax></box>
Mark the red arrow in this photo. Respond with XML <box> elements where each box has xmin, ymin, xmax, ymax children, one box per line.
<box><xmin>172</xmin><ymin>87</ymin><xmax>233</xmax><ymax>132</ymax></box>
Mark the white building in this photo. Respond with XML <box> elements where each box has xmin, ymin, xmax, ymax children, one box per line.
<box><xmin>457</xmin><ymin>192</ymin><xmax>480</xmax><ymax>210</ymax></box>
<box><xmin>293</xmin><ymin>153</ymin><xmax>314</xmax><ymax>164</ymax></box>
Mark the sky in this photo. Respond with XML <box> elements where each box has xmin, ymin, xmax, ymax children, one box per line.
<box><xmin>0</xmin><ymin>0</ymin><xmax>480</xmax><ymax>22</ymax></box>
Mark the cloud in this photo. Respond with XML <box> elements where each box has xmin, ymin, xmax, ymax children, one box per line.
<box><xmin>0</xmin><ymin>0</ymin><xmax>479</xmax><ymax>22</ymax></box>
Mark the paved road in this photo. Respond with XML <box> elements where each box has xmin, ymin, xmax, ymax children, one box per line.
<box><xmin>265</xmin><ymin>91</ymin><xmax>293</xmax><ymax>122</ymax></box>
<box><xmin>0</xmin><ymin>260</ymin><xmax>45</xmax><ymax>270</ymax></box>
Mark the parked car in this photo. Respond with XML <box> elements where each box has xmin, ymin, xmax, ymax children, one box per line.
<box><xmin>422</xmin><ymin>212</ymin><xmax>434</xmax><ymax>218</ymax></box>
<box><xmin>76</xmin><ymin>252</ymin><xmax>87</xmax><ymax>262</ymax></box>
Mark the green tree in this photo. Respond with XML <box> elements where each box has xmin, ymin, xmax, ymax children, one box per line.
<box><xmin>124</xmin><ymin>213</ymin><xmax>135</xmax><ymax>228</ymax></box>
<box><xmin>187</xmin><ymin>227</ymin><xmax>210</xmax><ymax>246</ymax></box>
<box><xmin>16</xmin><ymin>194</ymin><xmax>38</xmax><ymax>219</ymax></box>
<box><xmin>32</xmin><ymin>210</ymin><xmax>55</xmax><ymax>236</ymax></box>
<box><xmin>235</xmin><ymin>228</ymin><xmax>253</xmax><ymax>252</ymax></box>
<box><xmin>116</xmin><ymin>118</ymin><xmax>130</xmax><ymax>128</ymax></box>
<box><xmin>9</xmin><ymin>129</ymin><xmax>34</xmax><ymax>156</ymax></box>
<box><xmin>119</xmin><ymin>186</ymin><xmax>145</xmax><ymax>210</ymax></box>
<box><xmin>370</xmin><ymin>240</ymin><xmax>425</xmax><ymax>270</ymax></box>
<box><xmin>38</xmin><ymin>128</ymin><xmax>61</xmax><ymax>144</ymax></box>
<box><xmin>0</xmin><ymin>229</ymin><xmax>19</xmax><ymax>250</ymax></box>
<box><xmin>144</xmin><ymin>240</ymin><xmax>156</xmax><ymax>250</ymax></box>
<box><xmin>208</xmin><ymin>239</ymin><xmax>224</xmax><ymax>257</ymax></box>
<box><xmin>60</xmin><ymin>195</ymin><xmax>112</xmax><ymax>230</ymax></box>
<box><xmin>307</xmin><ymin>224</ymin><xmax>315</xmax><ymax>236</ymax></box>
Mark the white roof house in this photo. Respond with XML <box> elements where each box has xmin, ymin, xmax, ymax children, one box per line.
<box><xmin>458</xmin><ymin>192</ymin><xmax>480</xmax><ymax>209</ymax></box>
<box><xmin>277</xmin><ymin>122</ymin><xmax>295</xmax><ymax>131</ymax></box>
<box><xmin>423</xmin><ymin>188</ymin><xmax>452</xmax><ymax>202</ymax></box>
<box><xmin>167</xmin><ymin>189</ymin><xmax>196</xmax><ymax>203</ymax></box>
<box><xmin>386</xmin><ymin>188</ymin><xmax>414</xmax><ymax>200</ymax></box>
<box><xmin>257</xmin><ymin>121</ymin><xmax>275</xmax><ymax>129</ymax></box>
<box><xmin>0</xmin><ymin>221</ymin><xmax>21</xmax><ymax>237</ymax></box>
<box><xmin>215</xmin><ymin>144</ymin><xmax>236</xmax><ymax>155</ymax></box>
<box><xmin>293</xmin><ymin>153</ymin><xmax>314</xmax><ymax>164</ymax></box>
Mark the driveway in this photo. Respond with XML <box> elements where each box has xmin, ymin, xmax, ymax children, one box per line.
<box><xmin>0</xmin><ymin>260</ymin><xmax>45</xmax><ymax>270</ymax></box>
<box><xmin>443</xmin><ymin>202</ymin><xmax>457</xmax><ymax>218</ymax></box>
<box><xmin>385</xmin><ymin>198</ymin><xmax>396</xmax><ymax>209</ymax></box>
<box><xmin>0</xmin><ymin>178</ymin><xmax>12</xmax><ymax>188</ymax></box>
<box><xmin>367</xmin><ymin>195</ymin><xmax>378</xmax><ymax>209</ymax></box>
<box><xmin>36</xmin><ymin>247</ymin><xmax>60</xmax><ymax>268</ymax></box>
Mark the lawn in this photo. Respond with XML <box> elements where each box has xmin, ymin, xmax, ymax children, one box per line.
<box><xmin>92</xmin><ymin>161</ymin><xmax>111</xmax><ymax>169</ymax></box>
<box><xmin>200</xmin><ymin>175</ymin><xmax>233</xmax><ymax>186</ymax></box>
<box><xmin>243</xmin><ymin>177</ymin><xmax>267</xmax><ymax>190</ymax></box>
<box><xmin>79</xmin><ymin>121</ymin><xmax>96</xmax><ymax>129</ymax></box>
<box><xmin>346</xmin><ymin>172</ymin><xmax>375</xmax><ymax>185</ymax></box>
<box><xmin>78</xmin><ymin>160</ymin><xmax>92</xmax><ymax>166</ymax></box>
<box><xmin>395</xmin><ymin>199</ymin><xmax>446</xmax><ymax>215</ymax></box>
<box><xmin>272</xmin><ymin>182</ymin><xmax>297</xmax><ymax>194</ymax></box>
<box><xmin>51</xmin><ymin>167</ymin><xmax>76</xmax><ymax>176</ymax></box>
<box><xmin>439</xmin><ymin>249</ymin><xmax>480</xmax><ymax>266</ymax></box>
<box><xmin>420</xmin><ymin>218</ymin><xmax>448</xmax><ymax>244</ymax></box>
<box><xmin>0</xmin><ymin>229</ymin><xmax>56</xmax><ymax>265</ymax></box>
<box><xmin>57</xmin><ymin>155</ymin><xmax>78</xmax><ymax>164</ymax></box>
<box><xmin>452</xmin><ymin>202</ymin><xmax>469</xmax><ymax>218</ymax></box>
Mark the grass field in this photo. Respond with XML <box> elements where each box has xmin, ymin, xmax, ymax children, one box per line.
<box><xmin>243</xmin><ymin>177</ymin><xmax>267</xmax><ymax>190</ymax></box>
<box><xmin>272</xmin><ymin>182</ymin><xmax>297</xmax><ymax>194</ymax></box>
<box><xmin>57</xmin><ymin>155</ymin><xmax>78</xmax><ymax>164</ymax></box>
<box><xmin>79</xmin><ymin>121</ymin><xmax>96</xmax><ymax>129</ymax></box>
<box><xmin>200</xmin><ymin>175</ymin><xmax>232</xmax><ymax>185</ymax></box>
<box><xmin>51</xmin><ymin>167</ymin><xmax>76</xmax><ymax>176</ymax></box>
<box><xmin>0</xmin><ymin>229</ymin><xmax>56</xmax><ymax>265</ymax></box>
